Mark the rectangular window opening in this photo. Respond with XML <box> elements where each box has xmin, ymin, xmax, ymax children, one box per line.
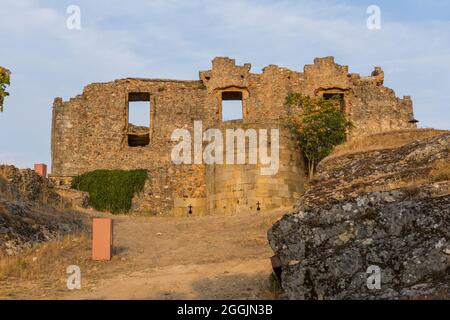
<box><xmin>221</xmin><ymin>91</ymin><xmax>243</xmax><ymax>121</ymax></box>
<box><xmin>128</xmin><ymin>92</ymin><xmax>150</xmax><ymax>147</ymax></box>
<box><xmin>323</xmin><ymin>93</ymin><xmax>345</xmax><ymax>113</ymax></box>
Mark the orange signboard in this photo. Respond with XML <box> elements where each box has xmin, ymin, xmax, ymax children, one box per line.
<box><xmin>92</xmin><ymin>218</ymin><xmax>113</xmax><ymax>261</ymax></box>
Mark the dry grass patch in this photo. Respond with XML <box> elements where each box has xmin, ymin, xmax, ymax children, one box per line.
<box><xmin>0</xmin><ymin>234</ymin><xmax>90</xmax><ymax>281</ymax></box>
<box><xmin>364</xmin><ymin>177</ymin><xmax>428</xmax><ymax>193</ymax></box>
<box><xmin>327</xmin><ymin>128</ymin><xmax>448</xmax><ymax>161</ymax></box>
<box><xmin>430</xmin><ymin>161</ymin><xmax>450</xmax><ymax>182</ymax></box>
<box><xmin>364</xmin><ymin>161</ymin><xmax>450</xmax><ymax>193</ymax></box>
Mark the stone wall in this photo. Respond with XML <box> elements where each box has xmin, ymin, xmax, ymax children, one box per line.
<box><xmin>51</xmin><ymin>56</ymin><xmax>416</xmax><ymax>215</ymax></box>
<box><xmin>205</xmin><ymin>122</ymin><xmax>304</xmax><ymax>216</ymax></box>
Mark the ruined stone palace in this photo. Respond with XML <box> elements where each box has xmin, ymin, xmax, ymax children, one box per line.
<box><xmin>51</xmin><ymin>57</ymin><xmax>417</xmax><ymax>215</ymax></box>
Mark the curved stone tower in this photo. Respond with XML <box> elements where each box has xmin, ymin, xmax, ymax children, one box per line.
<box><xmin>205</xmin><ymin>122</ymin><xmax>304</xmax><ymax>215</ymax></box>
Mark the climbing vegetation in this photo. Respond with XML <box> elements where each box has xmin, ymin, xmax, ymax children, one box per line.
<box><xmin>71</xmin><ymin>169</ymin><xmax>148</xmax><ymax>214</ymax></box>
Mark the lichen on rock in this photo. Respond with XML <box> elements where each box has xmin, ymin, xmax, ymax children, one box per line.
<box><xmin>268</xmin><ymin>133</ymin><xmax>450</xmax><ymax>300</ymax></box>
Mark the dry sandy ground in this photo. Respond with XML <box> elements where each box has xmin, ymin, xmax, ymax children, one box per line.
<box><xmin>0</xmin><ymin>209</ymin><xmax>286</xmax><ymax>300</ymax></box>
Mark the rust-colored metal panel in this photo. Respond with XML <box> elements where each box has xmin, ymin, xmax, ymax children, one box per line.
<box><xmin>34</xmin><ymin>163</ymin><xmax>47</xmax><ymax>178</ymax></box>
<box><xmin>92</xmin><ymin>218</ymin><xmax>113</xmax><ymax>261</ymax></box>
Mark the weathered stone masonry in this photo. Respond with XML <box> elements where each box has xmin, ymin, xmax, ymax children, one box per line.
<box><xmin>51</xmin><ymin>56</ymin><xmax>416</xmax><ymax>215</ymax></box>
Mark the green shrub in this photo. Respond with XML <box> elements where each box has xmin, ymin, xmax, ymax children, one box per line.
<box><xmin>0</xmin><ymin>66</ymin><xmax>11</xmax><ymax>112</ymax></box>
<box><xmin>71</xmin><ymin>169</ymin><xmax>148</xmax><ymax>214</ymax></box>
<box><xmin>285</xmin><ymin>93</ymin><xmax>353</xmax><ymax>178</ymax></box>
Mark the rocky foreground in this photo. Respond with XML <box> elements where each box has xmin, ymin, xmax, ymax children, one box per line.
<box><xmin>268</xmin><ymin>133</ymin><xmax>450</xmax><ymax>299</ymax></box>
<box><xmin>0</xmin><ymin>165</ymin><xmax>86</xmax><ymax>256</ymax></box>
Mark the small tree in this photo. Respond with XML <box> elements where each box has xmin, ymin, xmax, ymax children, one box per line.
<box><xmin>286</xmin><ymin>93</ymin><xmax>353</xmax><ymax>178</ymax></box>
<box><xmin>0</xmin><ymin>67</ymin><xmax>11</xmax><ymax>112</ymax></box>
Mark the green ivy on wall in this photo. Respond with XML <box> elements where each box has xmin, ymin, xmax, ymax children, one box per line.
<box><xmin>71</xmin><ymin>169</ymin><xmax>148</xmax><ymax>214</ymax></box>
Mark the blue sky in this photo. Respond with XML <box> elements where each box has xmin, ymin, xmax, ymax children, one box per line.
<box><xmin>0</xmin><ymin>0</ymin><xmax>449</xmax><ymax>169</ymax></box>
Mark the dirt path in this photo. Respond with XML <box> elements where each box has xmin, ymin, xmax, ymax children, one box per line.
<box><xmin>64</xmin><ymin>258</ymin><xmax>272</xmax><ymax>300</ymax></box>
<box><xmin>1</xmin><ymin>210</ymin><xmax>286</xmax><ymax>299</ymax></box>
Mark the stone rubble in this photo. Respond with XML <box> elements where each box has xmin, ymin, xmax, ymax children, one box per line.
<box><xmin>0</xmin><ymin>165</ymin><xmax>86</xmax><ymax>256</ymax></box>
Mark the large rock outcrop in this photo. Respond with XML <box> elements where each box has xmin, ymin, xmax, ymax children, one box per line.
<box><xmin>0</xmin><ymin>165</ymin><xmax>64</xmax><ymax>206</ymax></box>
<box><xmin>298</xmin><ymin>133</ymin><xmax>450</xmax><ymax>208</ymax></box>
<box><xmin>0</xmin><ymin>200</ymin><xmax>86</xmax><ymax>256</ymax></box>
<box><xmin>268</xmin><ymin>133</ymin><xmax>450</xmax><ymax>299</ymax></box>
<box><xmin>0</xmin><ymin>165</ymin><xmax>86</xmax><ymax>256</ymax></box>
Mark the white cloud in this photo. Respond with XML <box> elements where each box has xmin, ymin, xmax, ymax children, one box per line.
<box><xmin>0</xmin><ymin>0</ymin><xmax>449</xmax><ymax>169</ymax></box>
